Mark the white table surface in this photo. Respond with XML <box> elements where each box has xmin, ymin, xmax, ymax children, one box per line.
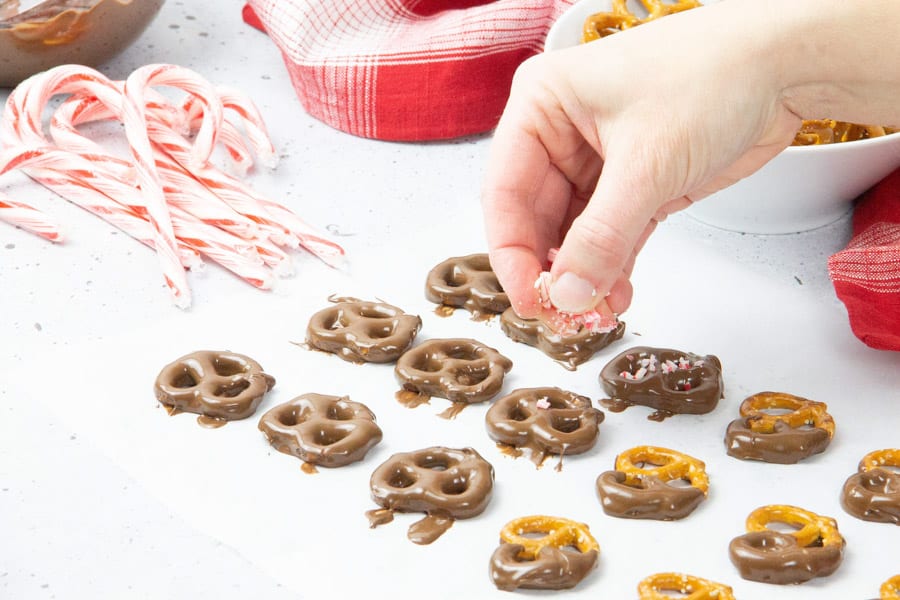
<box><xmin>1</xmin><ymin>2</ymin><xmax>898</xmax><ymax>599</ymax></box>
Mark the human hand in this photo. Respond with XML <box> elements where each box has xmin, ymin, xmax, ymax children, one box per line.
<box><xmin>482</xmin><ymin>0</ymin><xmax>801</xmax><ymax>318</ymax></box>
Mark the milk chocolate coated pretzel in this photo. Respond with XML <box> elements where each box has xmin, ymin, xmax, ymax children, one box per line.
<box><xmin>395</xmin><ymin>338</ymin><xmax>513</xmax><ymax>404</ymax></box>
<box><xmin>582</xmin><ymin>0</ymin><xmax>700</xmax><ymax>42</ymax></box>
<box><xmin>154</xmin><ymin>350</ymin><xmax>276</xmax><ymax>420</ymax></box>
<box><xmin>257</xmin><ymin>393</ymin><xmax>382</xmax><ymax>468</ymax></box>
<box><xmin>425</xmin><ymin>253</ymin><xmax>510</xmax><ymax>318</ymax></box>
<box><xmin>596</xmin><ymin>446</ymin><xmax>709</xmax><ymax>520</ymax></box>
<box><xmin>841</xmin><ymin>448</ymin><xmax>900</xmax><ymax>524</ymax></box>
<box><xmin>500</xmin><ymin>307</ymin><xmax>625</xmax><ymax>369</ymax></box>
<box><xmin>729</xmin><ymin>504</ymin><xmax>845</xmax><ymax>584</ymax></box>
<box><xmin>882</xmin><ymin>575</ymin><xmax>900</xmax><ymax>600</ymax></box>
<box><xmin>485</xmin><ymin>387</ymin><xmax>604</xmax><ymax>467</ymax></box>
<box><xmin>725</xmin><ymin>391</ymin><xmax>835</xmax><ymax>464</ymax></box>
<box><xmin>368</xmin><ymin>447</ymin><xmax>494</xmax><ymax>544</ymax></box>
<box><xmin>306</xmin><ymin>298</ymin><xmax>421</xmax><ymax>363</ymax></box>
<box><xmin>490</xmin><ymin>515</ymin><xmax>599</xmax><ymax>591</ymax></box>
<box><xmin>638</xmin><ymin>572</ymin><xmax>735</xmax><ymax>600</ymax></box>
<box><xmin>599</xmin><ymin>347</ymin><xmax>723</xmax><ymax>419</ymax></box>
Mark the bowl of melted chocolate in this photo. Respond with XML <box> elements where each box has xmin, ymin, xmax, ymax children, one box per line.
<box><xmin>0</xmin><ymin>0</ymin><xmax>165</xmax><ymax>87</ymax></box>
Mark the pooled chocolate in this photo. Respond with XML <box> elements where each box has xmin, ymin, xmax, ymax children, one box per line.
<box><xmin>485</xmin><ymin>387</ymin><xmax>604</xmax><ymax>468</ymax></box>
<box><xmin>724</xmin><ymin>392</ymin><xmax>834</xmax><ymax>464</ymax></box>
<box><xmin>595</xmin><ymin>470</ymin><xmax>705</xmax><ymax>520</ymax></box>
<box><xmin>841</xmin><ymin>450</ymin><xmax>900</xmax><ymax>524</ymax></box>
<box><xmin>367</xmin><ymin>446</ymin><xmax>494</xmax><ymax>544</ymax></box>
<box><xmin>154</xmin><ymin>350</ymin><xmax>275</xmax><ymax>422</ymax></box>
<box><xmin>425</xmin><ymin>253</ymin><xmax>510</xmax><ymax>318</ymax></box>
<box><xmin>728</xmin><ymin>530</ymin><xmax>844</xmax><ymax>585</ymax></box>
<box><xmin>306</xmin><ymin>298</ymin><xmax>421</xmax><ymax>363</ymax></box>
<box><xmin>490</xmin><ymin>543</ymin><xmax>598</xmax><ymax>591</ymax></box>
<box><xmin>599</xmin><ymin>346</ymin><xmax>723</xmax><ymax>419</ymax></box>
<box><xmin>258</xmin><ymin>393</ymin><xmax>382</xmax><ymax>468</ymax></box>
<box><xmin>395</xmin><ymin>338</ymin><xmax>513</xmax><ymax>414</ymax></box>
<box><xmin>500</xmin><ymin>307</ymin><xmax>625</xmax><ymax>369</ymax></box>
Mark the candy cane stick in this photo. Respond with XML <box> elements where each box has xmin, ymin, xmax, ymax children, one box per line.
<box><xmin>0</xmin><ymin>194</ymin><xmax>62</xmax><ymax>242</ymax></box>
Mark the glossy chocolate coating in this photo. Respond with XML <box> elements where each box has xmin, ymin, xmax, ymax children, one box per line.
<box><xmin>306</xmin><ymin>298</ymin><xmax>421</xmax><ymax>363</ymax></box>
<box><xmin>599</xmin><ymin>346</ymin><xmax>723</xmax><ymax>417</ymax></box>
<box><xmin>500</xmin><ymin>307</ymin><xmax>625</xmax><ymax>369</ymax></box>
<box><xmin>425</xmin><ymin>253</ymin><xmax>510</xmax><ymax>318</ymax></box>
<box><xmin>728</xmin><ymin>530</ymin><xmax>844</xmax><ymax>584</ymax></box>
<box><xmin>595</xmin><ymin>471</ymin><xmax>706</xmax><ymax>520</ymax></box>
<box><xmin>154</xmin><ymin>350</ymin><xmax>275</xmax><ymax>420</ymax></box>
<box><xmin>395</xmin><ymin>338</ymin><xmax>513</xmax><ymax>404</ymax></box>
<box><xmin>490</xmin><ymin>543</ymin><xmax>597</xmax><ymax>591</ymax></box>
<box><xmin>725</xmin><ymin>418</ymin><xmax>832</xmax><ymax>464</ymax></box>
<box><xmin>485</xmin><ymin>387</ymin><xmax>603</xmax><ymax>466</ymax></box>
<box><xmin>841</xmin><ymin>468</ymin><xmax>900</xmax><ymax>524</ymax></box>
<box><xmin>258</xmin><ymin>393</ymin><xmax>382</xmax><ymax>467</ymax></box>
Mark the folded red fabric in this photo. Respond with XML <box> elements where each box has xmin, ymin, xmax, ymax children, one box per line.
<box><xmin>829</xmin><ymin>166</ymin><xmax>900</xmax><ymax>351</ymax></box>
<box><xmin>243</xmin><ymin>0</ymin><xmax>573</xmax><ymax>141</ymax></box>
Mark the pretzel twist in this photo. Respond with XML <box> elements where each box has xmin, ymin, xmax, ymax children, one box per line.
<box><xmin>861</xmin><ymin>449</ymin><xmax>900</xmax><ymax>472</ymax></box>
<box><xmin>882</xmin><ymin>575</ymin><xmax>900</xmax><ymax>600</ymax></box>
<box><xmin>615</xmin><ymin>445</ymin><xmax>709</xmax><ymax>494</ymax></box>
<box><xmin>745</xmin><ymin>505</ymin><xmax>843</xmax><ymax>549</ymax></box>
<box><xmin>500</xmin><ymin>516</ymin><xmax>599</xmax><ymax>560</ymax></box>
<box><xmin>638</xmin><ymin>572</ymin><xmax>735</xmax><ymax>600</ymax></box>
<box><xmin>740</xmin><ymin>391</ymin><xmax>835</xmax><ymax>437</ymax></box>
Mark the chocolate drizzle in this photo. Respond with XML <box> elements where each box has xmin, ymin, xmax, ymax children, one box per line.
<box><xmin>425</xmin><ymin>253</ymin><xmax>510</xmax><ymax>319</ymax></box>
<box><xmin>500</xmin><ymin>307</ymin><xmax>625</xmax><ymax>369</ymax></box>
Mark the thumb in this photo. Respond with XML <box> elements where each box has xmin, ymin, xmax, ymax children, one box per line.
<box><xmin>549</xmin><ymin>155</ymin><xmax>662</xmax><ymax>313</ymax></box>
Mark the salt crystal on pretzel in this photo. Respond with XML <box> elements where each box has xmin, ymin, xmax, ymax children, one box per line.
<box><xmin>0</xmin><ymin>194</ymin><xmax>62</xmax><ymax>241</ymax></box>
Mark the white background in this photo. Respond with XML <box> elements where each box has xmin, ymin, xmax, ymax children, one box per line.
<box><xmin>1</xmin><ymin>2</ymin><xmax>898</xmax><ymax>599</ymax></box>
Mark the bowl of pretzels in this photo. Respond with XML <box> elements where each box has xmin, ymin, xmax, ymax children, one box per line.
<box><xmin>545</xmin><ymin>0</ymin><xmax>900</xmax><ymax>234</ymax></box>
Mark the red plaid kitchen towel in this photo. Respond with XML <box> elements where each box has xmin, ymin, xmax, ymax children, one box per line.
<box><xmin>243</xmin><ymin>0</ymin><xmax>573</xmax><ymax>141</ymax></box>
<box><xmin>829</xmin><ymin>166</ymin><xmax>900</xmax><ymax>351</ymax></box>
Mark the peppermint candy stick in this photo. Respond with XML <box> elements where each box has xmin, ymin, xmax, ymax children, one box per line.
<box><xmin>0</xmin><ymin>194</ymin><xmax>62</xmax><ymax>241</ymax></box>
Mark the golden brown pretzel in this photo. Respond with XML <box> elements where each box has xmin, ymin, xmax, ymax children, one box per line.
<box><xmin>740</xmin><ymin>391</ymin><xmax>835</xmax><ymax>437</ymax></box>
<box><xmin>615</xmin><ymin>445</ymin><xmax>709</xmax><ymax>494</ymax></box>
<box><xmin>582</xmin><ymin>0</ymin><xmax>699</xmax><ymax>42</ymax></box>
<box><xmin>637</xmin><ymin>572</ymin><xmax>735</xmax><ymax>600</ymax></box>
<box><xmin>882</xmin><ymin>574</ymin><xmax>900</xmax><ymax>600</ymax></box>
<box><xmin>500</xmin><ymin>515</ymin><xmax>599</xmax><ymax>560</ymax></box>
<box><xmin>745</xmin><ymin>504</ymin><xmax>843</xmax><ymax>549</ymax></box>
<box><xmin>862</xmin><ymin>448</ymin><xmax>900</xmax><ymax>472</ymax></box>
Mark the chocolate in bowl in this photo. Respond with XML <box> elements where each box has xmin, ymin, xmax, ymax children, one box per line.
<box><xmin>0</xmin><ymin>0</ymin><xmax>165</xmax><ymax>87</ymax></box>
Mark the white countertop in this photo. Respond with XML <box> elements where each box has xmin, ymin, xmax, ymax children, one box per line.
<box><xmin>1</xmin><ymin>2</ymin><xmax>898</xmax><ymax>599</ymax></box>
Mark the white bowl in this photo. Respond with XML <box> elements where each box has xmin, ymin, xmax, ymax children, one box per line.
<box><xmin>544</xmin><ymin>0</ymin><xmax>900</xmax><ymax>234</ymax></box>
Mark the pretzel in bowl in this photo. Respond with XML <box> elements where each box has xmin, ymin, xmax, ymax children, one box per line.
<box><xmin>154</xmin><ymin>350</ymin><xmax>276</xmax><ymax>424</ymax></box>
<box><xmin>582</xmin><ymin>0</ymin><xmax>699</xmax><ymax>42</ymax></box>
<box><xmin>794</xmin><ymin>120</ymin><xmax>898</xmax><ymax>145</ymax></box>
<box><xmin>394</xmin><ymin>338</ymin><xmax>513</xmax><ymax>417</ymax></box>
<box><xmin>599</xmin><ymin>346</ymin><xmax>724</xmax><ymax>420</ymax></box>
<box><xmin>485</xmin><ymin>387</ymin><xmax>604</xmax><ymax>468</ymax></box>
<box><xmin>882</xmin><ymin>575</ymin><xmax>900</xmax><ymax>600</ymax></box>
<box><xmin>596</xmin><ymin>445</ymin><xmax>709</xmax><ymax>520</ymax></box>
<box><xmin>841</xmin><ymin>448</ymin><xmax>900</xmax><ymax>524</ymax></box>
<box><xmin>490</xmin><ymin>515</ymin><xmax>599</xmax><ymax>591</ymax></box>
<box><xmin>729</xmin><ymin>504</ymin><xmax>845</xmax><ymax>584</ymax></box>
<box><xmin>724</xmin><ymin>391</ymin><xmax>835</xmax><ymax>464</ymax></box>
<box><xmin>306</xmin><ymin>297</ymin><xmax>421</xmax><ymax>364</ymax></box>
<box><xmin>367</xmin><ymin>446</ymin><xmax>494</xmax><ymax>545</ymax></box>
<box><xmin>257</xmin><ymin>393</ymin><xmax>382</xmax><ymax>469</ymax></box>
<box><xmin>425</xmin><ymin>253</ymin><xmax>510</xmax><ymax>319</ymax></box>
<box><xmin>637</xmin><ymin>572</ymin><xmax>735</xmax><ymax>600</ymax></box>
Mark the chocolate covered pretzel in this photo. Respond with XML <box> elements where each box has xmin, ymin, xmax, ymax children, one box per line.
<box><xmin>366</xmin><ymin>446</ymin><xmax>494</xmax><ymax>544</ymax></box>
<box><xmin>154</xmin><ymin>350</ymin><xmax>275</xmax><ymax>422</ymax></box>
<box><xmin>306</xmin><ymin>297</ymin><xmax>421</xmax><ymax>363</ymax></box>
<box><xmin>425</xmin><ymin>253</ymin><xmax>510</xmax><ymax>319</ymax></box>
<box><xmin>595</xmin><ymin>446</ymin><xmax>709</xmax><ymax>520</ymax></box>
<box><xmin>258</xmin><ymin>393</ymin><xmax>382</xmax><ymax>468</ymax></box>
<box><xmin>599</xmin><ymin>346</ymin><xmax>723</xmax><ymax>420</ymax></box>
<box><xmin>729</xmin><ymin>504</ymin><xmax>845</xmax><ymax>584</ymax></box>
<box><xmin>841</xmin><ymin>449</ymin><xmax>900</xmax><ymax>525</ymax></box>
<box><xmin>395</xmin><ymin>338</ymin><xmax>512</xmax><ymax>416</ymax></box>
<box><xmin>725</xmin><ymin>392</ymin><xmax>835</xmax><ymax>464</ymax></box>
<box><xmin>485</xmin><ymin>387</ymin><xmax>604</xmax><ymax>468</ymax></box>
<box><xmin>500</xmin><ymin>307</ymin><xmax>625</xmax><ymax>369</ymax></box>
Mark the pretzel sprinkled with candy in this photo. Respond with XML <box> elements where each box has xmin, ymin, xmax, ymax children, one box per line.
<box><xmin>882</xmin><ymin>575</ymin><xmax>900</xmax><ymax>600</ymax></box>
<box><xmin>583</xmin><ymin>0</ymin><xmax>700</xmax><ymax>42</ymax></box>
<box><xmin>841</xmin><ymin>448</ymin><xmax>900</xmax><ymax>524</ymax></box>
<box><xmin>729</xmin><ymin>504</ymin><xmax>845</xmax><ymax>584</ymax></box>
<box><xmin>725</xmin><ymin>391</ymin><xmax>835</xmax><ymax>464</ymax></box>
<box><xmin>637</xmin><ymin>572</ymin><xmax>735</xmax><ymax>600</ymax></box>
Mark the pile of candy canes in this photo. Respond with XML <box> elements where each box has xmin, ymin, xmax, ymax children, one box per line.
<box><xmin>0</xmin><ymin>63</ymin><xmax>344</xmax><ymax>308</ymax></box>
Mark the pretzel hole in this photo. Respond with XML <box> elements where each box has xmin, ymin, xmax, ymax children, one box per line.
<box><xmin>212</xmin><ymin>356</ymin><xmax>248</xmax><ymax>377</ymax></box>
<box><xmin>170</xmin><ymin>367</ymin><xmax>199</xmax><ymax>388</ymax></box>
<box><xmin>410</xmin><ymin>355</ymin><xmax>445</xmax><ymax>373</ymax></box>
<box><xmin>356</xmin><ymin>305</ymin><xmax>395</xmax><ymax>319</ymax></box>
<box><xmin>663</xmin><ymin>371</ymin><xmax>701</xmax><ymax>392</ymax></box>
<box><xmin>416</xmin><ymin>455</ymin><xmax>453</xmax><ymax>471</ymax></box>
<box><xmin>276</xmin><ymin>408</ymin><xmax>308</xmax><ymax>427</ymax></box>
<box><xmin>313</xmin><ymin>426</ymin><xmax>351</xmax><ymax>446</ymax></box>
<box><xmin>758</xmin><ymin>407</ymin><xmax>795</xmax><ymax>416</ymax></box>
<box><xmin>506</xmin><ymin>406</ymin><xmax>531</xmax><ymax>421</ymax></box>
<box><xmin>364</xmin><ymin>323</ymin><xmax>395</xmax><ymax>339</ymax></box>
<box><xmin>549</xmin><ymin>415</ymin><xmax>582</xmax><ymax>433</ymax></box>
<box><xmin>440</xmin><ymin>476</ymin><xmax>469</xmax><ymax>495</ymax></box>
<box><xmin>664</xmin><ymin>478</ymin><xmax>695</xmax><ymax>489</ymax></box>
<box><xmin>746</xmin><ymin>532</ymin><xmax>793</xmax><ymax>552</ymax></box>
<box><xmin>214</xmin><ymin>379</ymin><xmax>251</xmax><ymax>398</ymax></box>
<box><xmin>453</xmin><ymin>366</ymin><xmax>489</xmax><ymax>386</ymax></box>
<box><xmin>444</xmin><ymin>266</ymin><xmax>469</xmax><ymax>287</ymax></box>
<box><xmin>326</xmin><ymin>404</ymin><xmax>357</xmax><ymax>421</ymax></box>
<box><xmin>386</xmin><ymin>466</ymin><xmax>417</xmax><ymax>489</ymax></box>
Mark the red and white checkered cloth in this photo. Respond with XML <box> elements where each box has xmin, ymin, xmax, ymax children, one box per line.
<box><xmin>829</xmin><ymin>166</ymin><xmax>900</xmax><ymax>351</ymax></box>
<box><xmin>242</xmin><ymin>0</ymin><xmax>573</xmax><ymax>141</ymax></box>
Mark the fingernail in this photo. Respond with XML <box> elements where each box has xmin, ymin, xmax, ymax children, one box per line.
<box><xmin>549</xmin><ymin>272</ymin><xmax>597</xmax><ymax>313</ymax></box>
